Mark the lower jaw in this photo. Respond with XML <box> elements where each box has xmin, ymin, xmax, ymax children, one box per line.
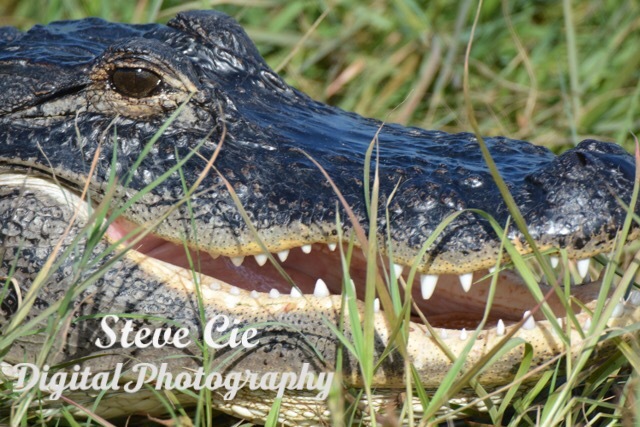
<box><xmin>117</xmin><ymin>240</ymin><xmax>640</xmax><ymax>390</ymax></box>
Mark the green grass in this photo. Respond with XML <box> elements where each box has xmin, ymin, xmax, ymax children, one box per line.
<box><xmin>1</xmin><ymin>1</ymin><xmax>640</xmax><ymax>426</ymax></box>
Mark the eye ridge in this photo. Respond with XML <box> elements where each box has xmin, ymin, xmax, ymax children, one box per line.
<box><xmin>111</xmin><ymin>67</ymin><xmax>162</xmax><ymax>98</ymax></box>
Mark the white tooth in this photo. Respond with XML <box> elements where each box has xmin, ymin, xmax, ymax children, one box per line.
<box><xmin>488</xmin><ymin>266</ymin><xmax>497</xmax><ymax>274</ymax></box>
<box><xmin>627</xmin><ymin>290</ymin><xmax>640</xmax><ymax>305</ymax></box>
<box><xmin>459</xmin><ymin>328</ymin><xmax>468</xmax><ymax>341</ymax></box>
<box><xmin>611</xmin><ymin>300</ymin><xmax>625</xmax><ymax>318</ymax></box>
<box><xmin>420</xmin><ymin>274</ymin><xmax>438</xmax><ymax>300</ymax></box>
<box><xmin>553</xmin><ymin>317</ymin><xmax>564</xmax><ymax>334</ymax></box>
<box><xmin>552</xmin><ymin>317</ymin><xmax>563</xmax><ymax>335</ymax></box>
<box><xmin>269</xmin><ymin>289</ymin><xmax>280</xmax><ymax>299</ymax></box>
<box><xmin>550</xmin><ymin>256</ymin><xmax>559</xmax><ymax>268</ymax></box>
<box><xmin>313</xmin><ymin>279</ymin><xmax>330</xmax><ymax>297</ymax></box>
<box><xmin>373</xmin><ymin>298</ymin><xmax>380</xmax><ymax>312</ymax></box>
<box><xmin>209</xmin><ymin>283</ymin><xmax>221</xmax><ymax>291</ymax></box>
<box><xmin>254</xmin><ymin>254</ymin><xmax>268</xmax><ymax>266</ymax></box>
<box><xmin>250</xmin><ymin>290</ymin><xmax>259</xmax><ymax>299</ymax></box>
<box><xmin>459</xmin><ymin>273</ymin><xmax>473</xmax><ymax>292</ymax></box>
<box><xmin>230</xmin><ymin>256</ymin><xmax>245</xmax><ymax>267</ymax></box>
<box><xmin>577</xmin><ymin>258</ymin><xmax>590</xmax><ymax>279</ymax></box>
<box><xmin>522</xmin><ymin>311</ymin><xmax>535</xmax><ymax>330</ymax></box>
<box><xmin>290</xmin><ymin>287</ymin><xmax>302</xmax><ymax>298</ymax></box>
<box><xmin>229</xmin><ymin>286</ymin><xmax>240</xmax><ymax>295</ymax></box>
<box><xmin>440</xmin><ymin>329</ymin><xmax>449</xmax><ymax>339</ymax></box>
<box><xmin>583</xmin><ymin>317</ymin><xmax>591</xmax><ymax>331</ymax></box>
<box><xmin>496</xmin><ymin>319</ymin><xmax>505</xmax><ymax>336</ymax></box>
<box><xmin>301</xmin><ymin>244</ymin><xmax>312</xmax><ymax>254</ymax></box>
<box><xmin>393</xmin><ymin>263</ymin><xmax>404</xmax><ymax>277</ymax></box>
<box><xmin>328</xmin><ymin>243</ymin><xmax>337</xmax><ymax>251</ymax></box>
<box><xmin>277</xmin><ymin>249</ymin><xmax>290</xmax><ymax>262</ymax></box>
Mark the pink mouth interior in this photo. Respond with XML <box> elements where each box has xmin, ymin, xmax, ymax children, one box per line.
<box><xmin>106</xmin><ymin>217</ymin><xmax>593</xmax><ymax>329</ymax></box>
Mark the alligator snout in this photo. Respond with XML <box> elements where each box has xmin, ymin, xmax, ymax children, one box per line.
<box><xmin>521</xmin><ymin>139</ymin><xmax>636</xmax><ymax>252</ymax></box>
<box><xmin>556</xmin><ymin>139</ymin><xmax>635</xmax><ymax>179</ymax></box>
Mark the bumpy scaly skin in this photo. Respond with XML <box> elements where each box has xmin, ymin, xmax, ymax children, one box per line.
<box><xmin>0</xmin><ymin>10</ymin><xmax>639</xmax><ymax>425</ymax></box>
<box><xmin>0</xmin><ymin>179</ymin><xmax>345</xmax><ymax>423</ymax></box>
<box><xmin>0</xmin><ymin>12</ymin><xmax>636</xmax><ymax>272</ymax></box>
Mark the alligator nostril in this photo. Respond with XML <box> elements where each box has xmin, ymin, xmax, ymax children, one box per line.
<box><xmin>577</xmin><ymin>138</ymin><xmax>629</xmax><ymax>155</ymax></box>
<box><xmin>574</xmin><ymin>151</ymin><xmax>588</xmax><ymax>167</ymax></box>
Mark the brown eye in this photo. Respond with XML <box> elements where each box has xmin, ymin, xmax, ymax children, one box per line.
<box><xmin>111</xmin><ymin>68</ymin><xmax>161</xmax><ymax>98</ymax></box>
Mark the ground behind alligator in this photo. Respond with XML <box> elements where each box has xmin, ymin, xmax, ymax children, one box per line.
<box><xmin>1</xmin><ymin>0</ymin><xmax>639</xmax><ymax>426</ymax></box>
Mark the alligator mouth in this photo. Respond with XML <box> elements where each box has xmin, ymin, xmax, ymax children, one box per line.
<box><xmin>106</xmin><ymin>216</ymin><xmax>618</xmax><ymax>332</ymax></box>
<box><xmin>4</xmin><ymin>171</ymin><xmax>639</xmax><ymax>411</ymax></box>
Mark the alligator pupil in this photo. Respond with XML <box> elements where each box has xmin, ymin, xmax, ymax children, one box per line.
<box><xmin>111</xmin><ymin>67</ymin><xmax>161</xmax><ymax>98</ymax></box>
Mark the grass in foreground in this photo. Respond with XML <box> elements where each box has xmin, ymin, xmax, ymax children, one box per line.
<box><xmin>2</xmin><ymin>124</ymin><xmax>639</xmax><ymax>426</ymax></box>
<box><xmin>1</xmin><ymin>1</ymin><xmax>639</xmax><ymax>426</ymax></box>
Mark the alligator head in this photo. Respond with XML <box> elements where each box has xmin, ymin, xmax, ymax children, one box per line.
<box><xmin>0</xmin><ymin>10</ymin><xmax>639</xmax><ymax>425</ymax></box>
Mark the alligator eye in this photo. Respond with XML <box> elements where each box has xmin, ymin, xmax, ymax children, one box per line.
<box><xmin>111</xmin><ymin>68</ymin><xmax>162</xmax><ymax>98</ymax></box>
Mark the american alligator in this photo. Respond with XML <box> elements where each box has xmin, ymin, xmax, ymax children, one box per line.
<box><xmin>0</xmin><ymin>10</ymin><xmax>639</xmax><ymax>426</ymax></box>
